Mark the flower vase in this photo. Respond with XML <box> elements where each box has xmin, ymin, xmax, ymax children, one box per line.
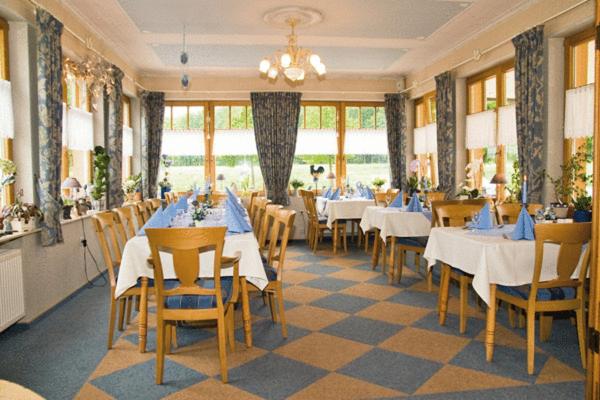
<box><xmin>13</xmin><ymin>219</ymin><xmax>34</xmax><ymax>233</ymax></box>
<box><xmin>160</xmin><ymin>187</ymin><xmax>171</xmax><ymax>200</ymax></box>
<box><xmin>194</xmin><ymin>220</ymin><xmax>202</xmax><ymax>227</ymax></box>
<box><xmin>62</xmin><ymin>205</ymin><xmax>73</xmax><ymax>220</ymax></box>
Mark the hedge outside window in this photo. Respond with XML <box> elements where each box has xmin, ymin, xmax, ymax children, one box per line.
<box><xmin>160</xmin><ymin>103</ymin><xmax>206</xmax><ymax>192</ymax></box>
<box><xmin>413</xmin><ymin>92</ymin><xmax>438</xmax><ymax>188</ymax></box>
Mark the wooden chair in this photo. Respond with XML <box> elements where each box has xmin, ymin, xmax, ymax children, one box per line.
<box><xmin>255</xmin><ymin>209</ymin><xmax>296</xmax><ymax>337</ymax></box>
<box><xmin>491</xmin><ymin>223</ymin><xmax>591</xmax><ymax>374</ymax></box>
<box><xmin>425</xmin><ymin>191</ymin><xmax>446</xmax><ymax>208</ymax></box>
<box><xmin>135</xmin><ymin>201</ymin><xmax>152</xmax><ymax>224</ymax></box>
<box><xmin>211</xmin><ymin>192</ymin><xmax>228</xmax><ymax>205</ymax></box>
<box><xmin>374</xmin><ymin>192</ymin><xmax>388</xmax><ymax>207</ymax></box>
<box><xmin>164</xmin><ymin>192</ymin><xmax>175</xmax><ymax>204</ymax></box>
<box><xmin>430</xmin><ymin>199</ymin><xmax>490</xmax><ymax>229</ymax></box>
<box><xmin>436</xmin><ymin>204</ymin><xmax>484</xmax><ymax>334</ymax></box>
<box><xmin>247</xmin><ymin>191</ymin><xmax>259</xmax><ymax>219</ymax></box>
<box><xmin>299</xmin><ymin>189</ymin><xmax>312</xmax><ymax>246</ymax></box>
<box><xmin>113</xmin><ymin>206</ymin><xmax>142</xmax><ymax>241</ymax></box>
<box><xmin>145</xmin><ymin>226</ymin><xmax>240</xmax><ymax>384</ymax></box>
<box><xmin>258</xmin><ymin>204</ymin><xmax>284</xmax><ymax>253</ymax></box>
<box><xmin>303</xmin><ymin>190</ymin><xmax>346</xmax><ymax>253</ymax></box>
<box><xmin>496</xmin><ymin>203</ymin><xmax>544</xmax><ymax>224</ymax></box>
<box><xmin>149</xmin><ymin>198</ymin><xmax>162</xmax><ymax>211</ymax></box>
<box><xmin>250</xmin><ymin>197</ymin><xmax>270</xmax><ymax>236</ymax></box>
<box><xmin>92</xmin><ymin>212</ymin><xmax>151</xmax><ymax>349</ymax></box>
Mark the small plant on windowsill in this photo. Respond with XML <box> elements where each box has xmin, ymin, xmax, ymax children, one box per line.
<box><xmin>122</xmin><ymin>173</ymin><xmax>142</xmax><ymax>202</ymax></box>
<box><xmin>372</xmin><ymin>178</ymin><xmax>386</xmax><ymax>192</ymax></box>
<box><xmin>91</xmin><ymin>146</ymin><xmax>110</xmax><ymax>209</ymax></box>
<box><xmin>504</xmin><ymin>160</ymin><xmax>521</xmax><ymax>204</ymax></box>
<box><xmin>456</xmin><ymin>162</ymin><xmax>479</xmax><ymax>199</ymax></box>
<box><xmin>573</xmin><ymin>194</ymin><xmax>592</xmax><ymax>222</ymax></box>
<box><xmin>5</xmin><ymin>190</ymin><xmax>42</xmax><ymax>233</ymax></box>
<box><xmin>290</xmin><ymin>178</ymin><xmax>304</xmax><ymax>196</ymax></box>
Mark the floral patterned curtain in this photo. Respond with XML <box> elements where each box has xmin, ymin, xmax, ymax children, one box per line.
<box><xmin>36</xmin><ymin>9</ymin><xmax>63</xmax><ymax>246</ymax></box>
<box><xmin>140</xmin><ymin>91</ymin><xmax>165</xmax><ymax>199</ymax></box>
<box><xmin>250</xmin><ymin>92</ymin><xmax>301</xmax><ymax>206</ymax></box>
<box><xmin>513</xmin><ymin>26</ymin><xmax>545</xmax><ymax>203</ymax></box>
<box><xmin>435</xmin><ymin>71</ymin><xmax>456</xmax><ymax>199</ymax></box>
<box><xmin>384</xmin><ymin>93</ymin><xmax>408</xmax><ymax>190</ymax></box>
<box><xmin>104</xmin><ymin>66</ymin><xmax>124</xmax><ymax>209</ymax></box>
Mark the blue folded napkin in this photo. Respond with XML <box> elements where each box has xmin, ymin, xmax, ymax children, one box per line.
<box><xmin>138</xmin><ymin>208</ymin><xmax>169</xmax><ymax>236</ymax></box>
<box><xmin>511</xmin><ymin>206</ymin><xmax>535</xmax><ymax>240</ymax></box>
<box><xmin>163</xmin><ymin>203</ymin><xmax>177</xmax><ymax>220</ymax></box>
<box><xmin>365</xmin><ymin>187</ymin><xmax>375</xmax><ymax>200</ymax></box>
<box><xmin>323</xmin><ymin>188</ymin><xmax>331</xmax><ymax>199</ymax></box>
<box><xmin>471</xmin><ymin>203</ymin><xmax>494</xmax><ymax>230</ymax></box>
<box><xmin>225</xmin><ymin>201</ymin><xmax>253</xmax><ymax>233</ymax></box>
<box><xmin>406</xmin><ymin>193</ymin><xmax>423</xmax><ymax>212</ymax></box>
<box><xmin>388</xmin><ymin>191</ymin><xmax>404</xmax><ymax>208</ymax></box>
<box><xmin>174</xmin><ymin>195</ymin><xmax>188</xmax><ymax>211</ymax></box>
<box><xmin>330</xmin><ymin>188</ymin><xmax>340</xmax><ymax>200</ymax></box>
<box><xmin>191</xmin><ymin>189</ymin><xmax>200</xmax><ymax>199</ymax></box>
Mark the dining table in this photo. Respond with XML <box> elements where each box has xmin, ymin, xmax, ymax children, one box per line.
<box><xmin>116</xmin><ymin>207</ymin><xmax>267</xmax><ymax>353</ymax></box>
<box><xmin>423</xmin><ymin>224</ymin><xmax>585</xmax><ymax>362</ymax></box>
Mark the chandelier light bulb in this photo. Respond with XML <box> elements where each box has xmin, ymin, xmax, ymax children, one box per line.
<box><xmin>267</xmin><ymin>66</ymin><xmax>278</xmax><ymax>79</ymax></box>
<box><xmin>315</xmin><ymin>62</ymin><xmax>327</xmax><ymax>76</ymax></box>
<box><xmin>259</xmin><ymin>59</ymin><xmax>271</xmax><ymax>74</ymax></box>
<box><xmin>309</xmin><ymin>54</ymin><xmax>321</xmax><ymax>68</ymax></box>
<box><xmin>281</xmin><ymin>53</ymin><xmax>291</xmax><ymax>68</ymax></box>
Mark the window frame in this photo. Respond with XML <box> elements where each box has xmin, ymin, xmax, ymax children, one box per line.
<box><xmin>0</xmin><ymin>17</ymin><xmax>13</xmax><ymax>205</ymax></box>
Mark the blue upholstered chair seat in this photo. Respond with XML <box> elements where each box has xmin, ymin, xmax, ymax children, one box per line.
<box><xmin>261</xmin><ymin>259</ymin><xmax>277</xmax><ymax>281</ymax></box>
<box><xmin>163</xmin><ymin>277</ymin><xmax>233</xmax><ymax>309</ymax></box>
<box><xmin>498</xmin><ymin>284</ymin><xmax>576</xmax><ymax>301</ymax></box>
<box><xmin>396</xmin><ymin>237</ymin><xmax>428</xmax><ymax>248</ymax></box>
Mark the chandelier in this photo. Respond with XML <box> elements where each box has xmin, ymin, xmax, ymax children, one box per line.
<box><xmin>258</xmin><ymin>18</ymin><xmax>326</xmax><ymax>82</ymax></box>
<box><xmin>63</xmin><ymin>53</ymin><xmax>116</xmax><ymax>101</ymax></box>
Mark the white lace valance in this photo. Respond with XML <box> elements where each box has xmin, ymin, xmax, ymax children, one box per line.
<box><xmin>162</xmin><ymin>130</ymin><xmax>205</xmax><ymax>156</ymax></box>
<box><xmin>466</xmin><ymin>109</ymin><xmax>496</xmax><ymax>149</ymax></box>
<box><xmin>564</xmin><ymin>83</ymin><xmax>594</xmax><ymax>139</ymax></box>
<box><xmin>123</xmin><ymin>126</ymin><xmax>133</xmax><ymax>157</ymax></box>
<box><xmin>497</xmin><ymin>105</ymin><xmax>517</xmax><ymax>146</ymax></box>
<box><xmin>295</xmin><ymin>129</ymin><xmax>337</xmax><ymax>155</ymax></box>
<box><xmin>344</xmin><ymin>128</ymin><xmax>388</xmax><ymax>155</ymax></box>
<box><xmin>0</xmin><ymin>79</ymin><xmax>14</xmax><ymax>139</ymax></box>
<box><xmin>65</xmin><ymin>106</ymin><xmax>94</xmax><ymax>151</ymax></box>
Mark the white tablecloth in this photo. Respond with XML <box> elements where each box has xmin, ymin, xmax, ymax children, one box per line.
<box><xmin>316</xmin><ymin>197</ymin><xmax>375</xmax><ymax>228</ymax></box>
<box><xmin>115</xmin><ymin>232</ymin><xmax>268</xmax><ymax>298</ymax></box>
<box><xmin>423</xmin><ymin>226</ymin><xmax>584</xmax><ymax>305</ymax></box>
<box><xmin>360</xmin><ymin>206</ymin><xmax>432</xmax><ymax>239</ymax></box>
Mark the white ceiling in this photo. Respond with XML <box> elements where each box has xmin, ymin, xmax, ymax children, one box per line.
<box><xmin>63</xmin><ymin>0</ymin><xmax>533</xmax><ymax>79</ymax></box>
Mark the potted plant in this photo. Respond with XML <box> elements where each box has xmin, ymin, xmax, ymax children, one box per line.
<box><xmin>191</xmin><ymin>204</ymin><xmax>207</xmax><ymax>227</ymax></box>
<box><xmin>75</xmin><ymin>198</ymin><xmax>91</xmax><ymax>216</ymax></box>
<box><xmin>456</xmin><ymin>163</ymin><xmax>479</xmax><ymax>199</ymax></box>
<box><xmin>372</xmin><ymin>178</ymin><xmax>386</xmax><ymax>192</ymax></box>
<box><xmin>6</xmin><ymin>191</ymin><xmax>42</xmax><ymax>232</ymax></box>
<box><xmin>61</xmin><ymin>197</ymin><xmax>74</xmax><ymax>220</ymax></box>
<box><xmin>290</xmin><ymin>178</ymin><xmax>304</xmax><ymax>196</ymax></box>
<box><xmin>91</xmin><ymin>146</ymin><xmax>110</xmax><ymax>210</ymax></box>
<box><xmin>159</xmin><ymin>155</ymin><xmax>173</xmax><ymax>199</ymax></box>
<box><xmin>504</xmin><ymin>161</ymin><xmax>522</xmax><ymax>204</ymax></box>
<box><xmin>122</xmin><ymin>173</ymin><xmax>142</xmax><ymax>203</ymax></box>
<box><xmin>573</xmin><ymin>194</ymin><xmax>592</xmax><ymax>222</ymax></box>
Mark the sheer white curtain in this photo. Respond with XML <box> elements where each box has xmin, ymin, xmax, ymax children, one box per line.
<box><xmin>213</xmin><ymin>129</ymin><xmax>257</xmax><ymax>156</ymax></box>
<box><xmin>413</xmin><ymin>123</ymin><xmax>437</xmax><ymax>154</ymax></box>
<box><xmin>295</xmin><ymin>129</ymin><xmax>337</xmax><ymax>155</ymax></box>
<box><xmin>466</xmin><ymin>110</ymin><xmax>496</xmax><ymax>149</ymax></box>
<box><xmin>0</xmin><ymin>79</ymin><xmax>14</xmax><ymax>139</ymax></box>
<box><xmin>65</xmin><ymin>107</ymin><xmax>94</xmax><ymax>151</ymax></box>
<box><xmin>123</xmin><ymin>126</ymin><xmax>133</xmax><ymax>157</ymax></box>
<box><xmin>564</xmin><ymin>83</ymin><xmax>594</xmax><ymax>139</ymax></box>
<box><xmin>344</xmin><ymin>128</ymin><xmax>387</xmax><ymax>154</ymax></box>
<box><xmin>162</xmin><ymin>130</ymin><xmax>205</xmax><ymax>156</ymax></box>
<box><xmin>497</xmin><ymin>105</ymin><xmax>517</xmax><ymax>146</ymax></box>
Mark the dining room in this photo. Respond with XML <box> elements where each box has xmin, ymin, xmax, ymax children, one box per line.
<box><xmin>0</xmin><ymin>0</ymin><xmax>599</xmax><ymax>399</ymax></box>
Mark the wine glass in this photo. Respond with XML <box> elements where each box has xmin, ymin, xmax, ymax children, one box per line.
<box><xmin>471</xmin><ymin>212</ymin><xmax>480</xmax><ymax>229</ymax></box>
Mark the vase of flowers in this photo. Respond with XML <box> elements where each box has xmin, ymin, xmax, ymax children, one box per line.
<box><xmin>192</xmin><ymin>205</ymin><xmax>207</xmax><ymax>227</ymax></box>
<box><xmin>290</xmin><ymin>179</ymin><xmax>304</xmax><ymax>196</ymax></box>
<box><xmin>372</xmin><ymin>178</ymin><xmax>386</xmax><ymax>192</ymax></box>
<box><xmin>122</xmin><ymin>173</ymin><xmax>142</xmax><ymax>203</ymax></box>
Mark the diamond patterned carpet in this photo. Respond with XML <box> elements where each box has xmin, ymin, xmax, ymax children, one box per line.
<box><xmin>69</xmin><ymin>241</ymin><xmax>584</xmax><ymax>399</ymax></box>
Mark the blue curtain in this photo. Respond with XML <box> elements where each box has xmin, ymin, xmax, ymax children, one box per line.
<box><xmin>140</xmin><ymin>91</ymin><xmax>165</xmax><ymax>199</ymax></box>
<box><xmin>384</xmin><ymin>93</ymin><xmax>408</xmax><ymax>190</ymax></box>
<box><xmin>36</xmin><ymin>9</ymin><xmax>63</xmax><ymax>246</ymax></box>
<box><xmin>251</xmin><ymin>92</ymin><xmax>301</xmax><ymax>206</ymax></box>
<box><xmin>105</xmin><ymin>66</ymin><xmax>124</xmax><ymax>209</ymax></box>
<box><xmin>435</xmin><ymin>71</ymin><xmax>456</xmax><ymax>199</ymax></box>
<box><xmin>513</xmin><ymin>26</ymin><xmax>545</xmax><ymax>203</ymax></box>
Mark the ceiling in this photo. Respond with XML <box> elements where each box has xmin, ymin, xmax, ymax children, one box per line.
<box><xmin>63</xmin><ymin>0</ymin><xmax>533</xmax><ymax>80</ymax></box>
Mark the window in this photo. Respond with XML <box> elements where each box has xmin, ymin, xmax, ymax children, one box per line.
<box><xmin>161</xmin><ymin>102</ymin><xmax>206</xmax><ymax>191</ymax></box>
<box><xmin>344</xmin><ymin>104</ymin><xmax>389</xmax><ymax>189</ymax></box>
<box><xmin>0</xmin><ymin>17</ymin><xmax>12</xmax><ymax>205</ymax></box>
<box><xmin>122</xmin><ymin>96</ymin><xmax>133</xmax><ymax>181</ymax></box>
<box><xmin>466</xmin><ymin>61</ymin><xmax>515</xmax><ymax>198</ymax></box>
<box><xmin>565</xmin><ymin>29</ymin><xmax>595</xmax><ymax>196</ymax></box>
<box><xmin>291</xmin><ymin>104</ymin><xmax>338</xmax><ymax>190</ymax></box>
<box><xmin>213</xmin><ymin>104</ymin><xmax>262</xmax><ymax>191</ymax></box>
<box><xmin>413</xmin><ymin>92</ymin><xmax>438</xmax><ymax>188</ymax></box>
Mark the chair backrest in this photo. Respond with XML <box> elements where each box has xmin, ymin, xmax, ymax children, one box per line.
<box><xmin>430</xmin><ymin>198</ymin><xmax>489</xmax><ymax>227</ymax></box>
<box><xmin>145</xmin><ymin>226</ymin><xmax>235</xmax><ymax>314</ymax></box>
<box><xmin>425</xmin><ymin>191</ymin><xmax>446</xmax><ymax>207</ymax></box>
<box><xmin>113</xmin><ymin>206</ymin><xmax>140</xmax><ymax>240</ymax></box>
<box><xmin>386</xmin><ymin>188</ymin><xmax>401</xmax><ymax>204</ymax></box>
<box><xmin>496</xmin><ymin>203</ymin><xmax>544</xmax><ymax>224</ymax></box>
<box><xmin>149</xmin><ymin>198</ymin><xmax>162</xmax><ymax>211</ymax></box>
<box><xmin>91</xmin><ymin>212</ymin><xmax>122</xmax><ymax>288</ymax></box>
<box><xmin>164</xmin><ymin>192</ymin><xmax>175</xmax><ymax>204</ymax></box>
<box><xmin>301</xmin><ymin>189</ymin><xmax>320</xmax><ymax>225</ymax></box>
<box><xmin>374</xmin><ymin>192</ymin><xmax>388</xmax><ymax>207</ymax></box>
<box><xmin>258</xmin><ymin>204</ymin><xmax>284</xmax><ymax>251</ymax></box>
<box><xmin>136</xmin><ymin>201</ymin><xmax>152</xmax><ymax>224</ymax></box>
<box><xmin>265</xmin><ymin>209</ymin><xmax>296</xmax><ymax>281</ymax></box>
<box><xmin>247</xmin><ymin>191</ymin><xmax>259</xmax><ymax>219</ymax></box>
<box><xmin>435</xmin><ymin>204</ymin><xmax>483</xmax><ymax>227</ymax></box>
<box><xmin>531</xmin><ymin>223</ymin><xmax>591</xmax><ymax>296</ymax></box>
<box><xmin>251</xmin><ymin>197</ymin><xmax>270</xmax><ymax>234</ymax></box>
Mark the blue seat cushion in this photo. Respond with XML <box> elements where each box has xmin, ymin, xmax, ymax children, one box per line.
<box><xmin>163</xmin><ymin>277</ymin><xmax>233</xmax><ymax>309</ymax></box>
<box><xmin>498</xmin><ymin>284</ymin><xmax>576</xmax><ymax>301</ymax></box>
<box><xmin>264</xmin><ymin>264</ymin><xmax>277</xmax><ymax>281</ymax></box>
<box><xmin>396</xmin><ymin>237</ymin><xmax>428</xmax><ymax>248</ymax></box>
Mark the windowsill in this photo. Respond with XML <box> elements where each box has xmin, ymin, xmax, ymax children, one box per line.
<box><xmin>0</xmin><ymin>213</ymin><xmax>95</xmax><ymax>245</ymax></box>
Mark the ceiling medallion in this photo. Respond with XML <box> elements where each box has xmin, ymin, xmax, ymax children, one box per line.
<box><xmin>259</xmin><ymin>7</ymin><xmax>326</xmax><ymax>82</ymax></box>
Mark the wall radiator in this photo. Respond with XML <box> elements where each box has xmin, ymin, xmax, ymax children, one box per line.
<box><xmin>0</xmin><ymin>249</ymin><xmax>25</xmax><ymax>332</ymax></box>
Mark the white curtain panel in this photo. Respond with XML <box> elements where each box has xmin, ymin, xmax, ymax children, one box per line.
<box><xmin>344</xmin><ymin>128</ymin><xmax>388</xmax><ymax>155</ymax></box>
<box><xmin>466</xmin><ymin>109</ymin><xmax>497</xmax><ymax>149</ymax></box>
<box><xmin>295</xmin><ymin>128</ymin><xmax>337</xmax><ymax>155</ymax></box>
<box><xmin>123</xmin><ymin>126</ymin><xmax>133</xmax><ymax>157</ymax></box>
<box><xmin>497</xmin><ymin>105</ymin><xmax>517</xmax><ymax>146</ymax></box>
<box><xmin>213</xmin><ymin>129</ymin><xmax>257</xmax><ymax>156</ymax></box>
<box><xmin>162</xmin><ymin>130</ymin><xmax>205</xmax><ymax>156</ymax></box>
<box><xmin>66</xmin><ymin>107</ymin><xmax>94</xmax><ymax>151</ymax></box>
<box><xmin>564</xmin><ymin>83</ymin><xmax>594</xmax><ymax>139</ymax></box>
<box><xmin>0</xmin><ymin>79</ymin><xmax>14</xmax><ymax>139</ymax></box>
<box><xmin>62</xmin><ymin>103</ymin><xmax>67</xmax><ymax>145</ymax></box>
<box><xmin>413</xmin><ymin>126</ymin><xmax>428</xmax><ymax>154</ymax></box>
<box><xmin>425</xmin><ymin>123</ymin><xmax>437</xmax><ymax>154</ymax></box>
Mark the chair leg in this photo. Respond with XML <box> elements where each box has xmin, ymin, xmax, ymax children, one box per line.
<box><xmin>427</xmin><ymin>267</ymin><xmax>433</xmax><ymax>292</ymax></box>
<box><xmin>268</xmin><ymin>292</ymin><xmax>278</xmax><ymax>323</ymax></box>
<box><xmin>276</xmin><ymin>285</ymin><xmax>288</xmax><ymax>338</ymax></box>
<box><xmin>155</xmin><ymin>320</ymin><xmax>165</xmax><ymax>384</ymax></box>
<box><xmin>107</xmin><ymin>297</ymin><xmax>117</xmax><ymax>349</ymax></box>
<box><xmin>576</xmin><ymin>305</ymin><xmax>587</xmax><ymax>368</ymax></box>
<box><xmin>227</xmin><ymin>307</ymin><xmax>236</xmax><ymax>352</ymax></box>
<box><xmin>126</xmin><ymin>296</ymin><xmax>133</xmax><ymax>325</ymax></box>
<box><xmin>518</xmin><ymin>310</ymin><xmax>526</xmax><ymax>328</ymax></box>
<box><xmin>459</xmin><ymin>275</ymin><xmax>469</xmax><ymax>334</ymax></box>
<box><xmin>526</xmin><ymin>308</ymin><xmax>536</xmax><ymax>375</ymax></box>
<box><xmin>438</xmin><ymin>264</ymin><xmax>451</xmax><ymax>326</ymax></box>
<box><xmin>118</xmin><ymin>298</ymin><xmax>126</xmax><ymax>331</ymax></box>
<box><xmin>365</xmin><ymin>231</ymin><xmax>369</xmax><ymax>253</ymax></box>
<box><xmin>539</xmin><ymin>314</ymin><xmax>553</xmax><ymax>342</ymax></box>
<box><xmin>165</xmin><ymin>322</ymin><xmax>172</xmax><ymax>355</ymax></box>
<box><xmin>342</xmin><ymin>225</ymin><xmax>348</xmax><ymax>253</ymax></box>
<box><xmin>172</xmin><ymin>325</ymin><xmax>178</xmax><ymax>349</ymax></box>
<box><xmin>415</xmin><ymin>253</ymin><xmax>421</xmax><ymax>273</ymax></box>
<box><xmin>217</xmin><ymin>314</ymin><xmax>228</xmax><ymax>383</ymax></box>
<box><xmin>333</xmin><ymin>222</ymin><xmax>339</xmax><ymax>255</ymax></box>
<box><xmin>508</xmin><ymin>306</ymin><xmax>516</xmax><ymax>328</ymax></box>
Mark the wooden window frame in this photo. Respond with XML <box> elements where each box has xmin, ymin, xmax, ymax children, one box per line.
<box><xmin>0</xmin><ymin>17</ymin><xmax>13</xmax><ymax>205</ymax></box>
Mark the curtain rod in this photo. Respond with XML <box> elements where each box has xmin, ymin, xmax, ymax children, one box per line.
<box><xmin>400</xmin><ymin>0</ymin><xmax>591</xmax><ymax>94</ymax></box>
<box><xmin>26</xmin><ymin>0</ymin><xmax>147</xmax><ymax>91</ymax></box>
